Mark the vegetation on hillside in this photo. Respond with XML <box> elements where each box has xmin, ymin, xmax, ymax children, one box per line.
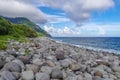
<box><xmin>0</xmin><ymin>17</ymin><xmax>38</xmax><ymax>50</ymax></box>
<box><xmin>4</xmin><ymin>17</ymin><xmax>51</xmax><ymax>37</ymax></box>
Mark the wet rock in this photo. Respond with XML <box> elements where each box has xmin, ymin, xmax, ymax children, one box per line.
<box><xmin>35</xmin><ymin>72</ymin><xmax>50</xmax><ymax>80</ymax></box>
<box><xmin>21</xmin><ymin>70</ymin><xmax>34</xmax><ymax>80</ymax></box>
<box><xmin>0</xmin><ymin>71</ymin><xmax>15</xmax><ymax>80</ymax></box>
<box><xmin>2</xmin><ymin>62</ymin><xmax>21</xmax><ymax>72</ymax></box>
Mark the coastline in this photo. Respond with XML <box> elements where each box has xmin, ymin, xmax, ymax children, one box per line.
<box><xmin>49</xmin><ymin>37</ymin><xmax>120</xmax><ymax>56</ymax></box>
<box><xmin>0</xmin><ymin>37</ymin><xmax>120</xmax><ymax>80</ymax></box>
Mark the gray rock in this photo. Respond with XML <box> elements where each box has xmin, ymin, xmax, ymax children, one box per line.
<box><xmin>11</xmin><ymin>72</ymin><xmax>20</xmax><ymax>80</ymax></box>
<box><xmin>35</xmin><ymin>72</ymin><xmax>50</xmax><ymax>80</ymax></box>
<box><xmin>70</xmin><ymin>63</ymin><xmax>81</xmax><ymax>71</ymax></box>
<box><xmin>7</xmin><ymin>49</ymin><xmax>18</xmax><ymax>57</ymax></box>
<box><xmin>77</xmin><ymin>75</ymin><xmax>83</xmax><ymax>80</ymax></box>
<box><xmin>21</xmin><ymin>70</ymin><xmax>34</xmax><ymax>80</ymax></box>
<box><xmin>84</xmin><ymin>73</ymin><xmax>92</xmax><ymax>80</ymax></box>
<box><xmin>26</xmin><ymin>64</ymin><xmax>39</xmax><ymax>73</ymax></box>
<box><xmin>5</xmin><ymin>56</ymin><xmax>15</xmax><ymax>62</ymax></box>
<box><xmin>55</xmin><ymin>50</ymin><xmax>65</xmax><ymax>60</ymax></box>
<box><xmin>18</xmin><ymin>56</ymin><xmax>31</xmax><ymax>64</ymax></box>
<box><xmin>51</xmin><ymin>68</ymin><xmax>63</xmax><ymax>79</ymax></box>
<box><xmin>32</xmin><ymin>58</ymin><xmax>44</xmax><ymax>66</ymax></box>
<box><xmin>0</xmin><ymin>59</ymin><xmax>5</xmax><ymax>69</ymax></box>
<box><xmin>0</xmin><ymin>71</ymin><xmax>15</xmax><ymax>80</ymax></box>
<box><xmin>40</xmin><ymin>66</ymin><xmax>52</xmax><ymax>74</ymax></box>
<box><xmin>2</xmin><ymin>62</ymin><xmax>21</xmax><ymax>72</ymax></box>
<box><xmin>65</xmin><ymin>76</ymin><xmax>77</xmax><ymax>80</ymax></box>
<box><xmin>0</xmin><ymin>77</ymin><xmax>4</xmax><ymax>80</ymax></box>
<box><xmin>61</xmin><ymin>59</ymin><xmax>72</xmax><ymax>68</ymax></box>
<box><xmin>111</xmin><ymin>66</ymin><xmax>120</xmax><ymax>72</ymax></box>
<box><xmin>12</xmin><ymin>59</ymin><xmax>25</xmax><ymax>71</ymax></box>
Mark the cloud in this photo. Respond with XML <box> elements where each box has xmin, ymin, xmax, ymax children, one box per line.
<box><xmin>0</xmin><ymin>0</ymin><xmax>47</xmax><ymax>24</ymax></box>
<box><xmin>46</xmin><ymin>14</ymin><xmax>70</xmax><ymax>23</ymax></box>
<box><xmin>39</xmin><ymin>0</ymin><xmax>114</xmax><ymax>24</ymax></box>
<box><xmin>98</xmin><ymin>27</ymin><xmax>105</xmax><ymax>35</ymax></box>
<box><xmin>44</xmin><ymin>25</ymin><xmax>81</xmax><ymax>36</ymax></box>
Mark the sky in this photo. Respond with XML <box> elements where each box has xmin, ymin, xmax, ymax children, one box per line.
<box><xmin>0</xmin><ymin>0</ymin><xmax>120</xmax><ymax>37</ymax></box>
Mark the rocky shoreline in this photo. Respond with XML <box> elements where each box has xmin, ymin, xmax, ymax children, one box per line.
<box><xmin>0</xmin><ymin>37</ymin><xmax>120</xmax><ymax>80</ymax></box>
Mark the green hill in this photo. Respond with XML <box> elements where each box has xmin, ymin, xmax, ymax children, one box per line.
<box><xmin>4</xmin><ymin>17</ymin><xmax>51</xmax><ymax>37</ymax></box>
<box><xmin>0</xmin><ymin>17</ymin><xmax>38</xmax><ymax>50</ymax></box>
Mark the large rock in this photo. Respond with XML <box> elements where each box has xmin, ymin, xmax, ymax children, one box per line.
<box><xmin>0</xmin><ymin>71</ymin><xmax>16</xmax><ymax>80</ymax></box>
<box><xmin>51</xmin><ymin>68</ymin><xmax>63</xmax><ymax>79</ymax></box>
<box><xmin>65</xmin><ymin>76</ymin><xmax>77</xmax><ymax>80</ymax></box>
<box><xmin>21</xmin><ymin>70</ymin><xmax>34</xmax><ymax>80</ymax></box>
<box><xmin>11</xmin><ymin>72</ymin><xmax>20</xmax><ymax>80</ymax></box>
<box><xmin>0</xmin><ymin>59</ymin><xmax>5</xmax><ymax>69</ymax></box>
<box><xmin>61</xmin><ymin>59</ymin><xmax>72</xmax><ymax>68</ymax></box>
<box><xmin>70</xmin><ymin>63</ymin><xmax>81</xmax><ymax>71</ymax></box>
<box><xmin>12</xmin><ymin>59</ymin><xmax>25</xmax><ymax>71</ymax></box>
<box><xmin>40</xmin><ymin>66</ymin><xmax>52</xmax><ymax>74</ymax></box>
<box><xmin>2</xmin><ymin>62</ymin><xmax>21</xmax><ymax>72</ymax></box>
<box><xmin>26</xmin><ymin>64</ymin><xmax>40</xmax><ymax>73</ymax></box>
<box><xmin>18</xmin><ymin>56</ymin><xmax>31</xmax><ymax>64</ymax></box>
<box><xmin>55</xmin><ymin>50</ymin><xmax>65</xmax><ymax>60</ymax></box>
<box><xmin>84</xmin><ymin>73</ymin><xmax>92</xmax><ymax>80</ymax></box>
<box><xmin>35</xmin><ymin>72</ymin><xmax>50</xmax><ymax>80</ymax></box>
<box><xmin>7</xmin><ymin>49</ymin><xmax>18</xmax><ymax>57</ymax></box>
<box><xmin>32</xmin><ymin>58</ymin><xmax>44</xmax><ymax>66</ymax></box>
<box><xmin>111</xmin><ymin>66</ymin><xmax>120</xmax><ymax>72</ymax></box>
<box><xmin>94</xmin><ymin>71</ymin><xmax>103</xmax><ymax>77</ymax></box>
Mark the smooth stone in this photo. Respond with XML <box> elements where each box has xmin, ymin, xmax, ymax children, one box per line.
<box><xmin>2</xmin><ymin>62</ymin><xmax>21</xmax><ymax>72</ymax></box>
<box><xmin>94</xmin><ymin>71</ymin><xmax>103</xmax><ymax>77</ymax></box>
<box><xmin>65</xmin><ymin>76</ymin><xmax>77</xmax><ymax>80</ymax></box>
<box><xmin>109</xmin><ymin>74</ymin><xmax>117</xmax><ymax>79</ymax></box>
<box><xmin>51</xmin><ymin>68</ymin><xmax>63</xmax><ymax>79</ymax></box>
<box><xmin>61</xmin><ymin>59</ymin><xmax>72</xmax><ymax>68</ymax></box>
<box><xmin>0</xmin><ymin>77</ymin><xmax>4</xmax><ymax>80</ymax></box>
<box><xmin>92</xmin><ymin>76</ymin><xmax>103</xmax><ymax>80</ymax></box>
<box><xmin>0</xmin><ymin>71</ymin><xmax>15</xmax><ymax>80</ymax></box>
<box><xmin>77</xmin><ymin>75</ymin><xmax>83</xmax><ymax>80</ymax></box>
<box><xmin>55</xmin><ymin>50</ymin><xmax>65</xmax><ymax>60</ymax></box>
<box><xmin>111</xmin><ymin>66</ymin><xmax>120</xmax><ymax>72</ymax></box>
<box><xmin>40</xmin><ymin>66</ymin><xmax>52</xmax><ymax>74</ymax></box>
<box><xmin>21</xmin><ymin>70</ymin><xmax>34</xmax><ymax>80</ymax></box>
<box><xmin>0</xmin><ymin>59</ymin><xmax>5</xmax><ymax>69</ymax></box>
<box><xmin>46</xmin><ymin>60</ymin><xmax>55</xmax><ymax>67</ymax></box>
<box><xmin>5</xmin><ymin>56</ymin><xmax>15</xmax><ymax>62</ymax></box>
<box><xmin>11</xmin><ymin>72</ymin><xmax>20</xmax><ymax>80</ymax></box>
<box><xmin>26</xmin><ymin>64</ymin><xmax>39</xmax><ymax>73</ymax></box>
<box><xmin>18</xmin><ymin>56</ymin><xmax>31</xmax><ymax>64</ymax></box>
<box><xmin>12</xmin><ymin>59</ymin><xmax>25</xmax><ymax>70</ymax></box>
<box><xmin>35</xmin><ymin>72</ymin><xmax>50</xmax><ymax>80</ymax></box>
<box><xmin>7</xmin><ymin>50</ymin><xmax>18</xmax><ymax>57</ymax></box>
<box><xmin>32</xmin><ymin>58</ymin><xmax>44</xmax><ymax>66</ymax></box>
<box><xmin>70</xmin><ymin>63</ymin><xmax>81</xmax><ymax>71</ymax></box>
<box><xmin>84</xmin><ymin>73</ymin><xmax>92</xmax><ymax>80</ymax></box>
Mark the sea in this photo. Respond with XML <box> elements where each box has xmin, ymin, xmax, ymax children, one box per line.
<box><xmin>52</xmin><ymin>37</ymin><xmax>120</xmax><ymax>54</ymax></box>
